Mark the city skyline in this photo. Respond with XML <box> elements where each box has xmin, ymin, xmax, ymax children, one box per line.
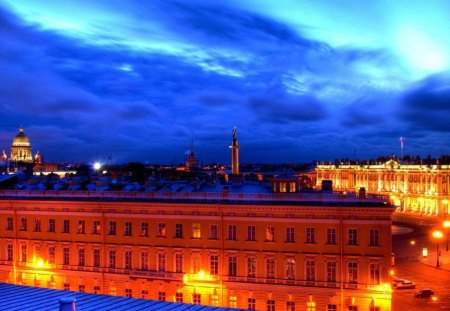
<box><xmin>0</xmin><ymin>0</ymin><xmax>449</xmax><ymax>163</ymax></box>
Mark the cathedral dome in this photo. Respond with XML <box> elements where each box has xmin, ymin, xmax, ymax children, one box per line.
<box><xmin>12</xmin><ymin>127</ymin><xmax>31</xmax><ymax>146</ymax></box>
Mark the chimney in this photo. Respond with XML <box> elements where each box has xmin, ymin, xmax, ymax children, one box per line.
<box><xmin>59</xmin><ymin>297</ymin><xmax>76</xmax><ymax>311</ymax></box>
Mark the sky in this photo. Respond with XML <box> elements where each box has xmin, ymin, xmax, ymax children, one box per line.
<box><xmin>0</xmin><ymin>0</ymin><xmax>449</xmax><ymax>164</ymax></box>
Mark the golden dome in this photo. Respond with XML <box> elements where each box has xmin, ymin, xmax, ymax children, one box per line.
<box><xmin>12</xmin><ymin>127</ymin><xmax>31</xmax><ymax>146</ymax></box>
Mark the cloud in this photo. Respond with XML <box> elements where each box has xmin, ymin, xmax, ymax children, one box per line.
<box><xmin>399</xmin><ymin>73</ymin><xmax>450</xmax><ymax>132</ymax></box>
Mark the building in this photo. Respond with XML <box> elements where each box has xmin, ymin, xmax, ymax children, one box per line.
<box><xmin>315</xmin><ymin>159</ymin><xmax>450</xmax><ymax>220</ymax></box>
<box><xmin>185</xmin><ymin>137</ymin><xmax>199</xmax><ymax>171</ymax></box>
<box><xmin>0</xmin><ymin>187</ymin><xmax>394</xmax><ymax>311</ymax></box>
<box><xmin>9</xmin><ymin>126</ymin><xmax>34</xmax><ymax>163</ymax></box>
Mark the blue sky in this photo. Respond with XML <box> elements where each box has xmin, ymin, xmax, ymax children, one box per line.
<box><xmin>0</xmin><ymin>0</ymin><xmax>449</xmax><ymax>164</ymax></box>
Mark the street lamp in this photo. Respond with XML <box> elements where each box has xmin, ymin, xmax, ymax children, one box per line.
<box><xmin>443</xmin><ymin>220</ymin><xmax>450</xmax><ymax>252</ymax></box>
<box><xmin>432</xmin><ymin>230</ymin><xmax>443</xmax><ymax>268</ymax></box>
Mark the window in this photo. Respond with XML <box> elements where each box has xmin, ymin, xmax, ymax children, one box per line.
<box><xmin>228</xmin><ymin>256</ymin><xmax>237</xmax><ymax>277</ymax></box>
<box><xmin>158</xmin><ymin>223</ymin><xmax>166</xmax><ymax>237</ymax></box>
<box><xmin>229</xmin><ymin>296</ymin><xmax>237</xmax><ymax>308</ymax></box>
<box><xmin>6</xmin><ymin>217</ymin><xmax>13</xmax><ymax>230</ymax></box>
<box><xmin>175</xmin><ymin>253</ymin><xmax>183</xmax><ymax>273</ymax></box>
<box><xmin>327</xmin><ymin>261</ymin><xmax>337</xmax><ymax>283</ymax></box>
<box><xmin>79</xmin><ymin>285</ymin><xmax>85</xmax><ymax>293</ymax></box>
<box><xmin>48</xmin><ymin>246</ymin><xmax>55</xmax><ymax>264</ymax></box>
<box><xmin>286</xmin><ymin>227</ymin><xmax>295</xmax><ymax>243</ymax></box>
<box><xmin>348</xmin><ymin>306</ymin><xmax>358</xmax><ymax>311</ymax></box>
<box><xmin>266</xmin><ymin>258</ymin><xmax>275</xmax><ymax>279</ymax></box>
<box><xmin>348</xmin><ymin>261</ymin><xmax>358</xmax><ymax>284</ymax></box>
<box><xmin>285</xmin><ymin>258</ymin><xmax>296</xmax><ymax>280</ymax></box>
<box><xmin>211</xmin><ymin>293</ymin><xmax>219</xmax><ymax>306</ymax></box>
<box><xmin>327</xmin><ymin>304</ymin><xmax>337</xmax><ymax>311</ymax></box>
<box><xmin>267</xmin><ymin>299</ymin><xmax>275</xmax><ymax>311</ymax></box>
<box><xmin>109</xmin><ymin>250</ymin><xmax>116</xmax><ymax>268</ymax></box>
<box><xmin>63</xmin><ymin>219</ymin><xmax>70</xmax><ymax>233</ymax></box>
<box><xmin>63</xmin><ymin>247</ymin><xmax>70</xmax><ymax>265</ymax></box>
<box><xmin>247</xmin><ymin>225</ymin><xmax>256</xmax><ymax>241</ymax></box>
<box><xmin>327</xmin><ymin>228</ymin><xmax>336</xmax><ymax>244</ymax></box>
<box><xmin>176</xmin><ymin>292</ymin><xmax>183</xmax><ymax>303</ymax></box>
<box><xmin>192</xmin><ymin>253</ymin><xmax>200</xmax><ymax>273</ymax></box>
<box><xmin>141</xmin><ymin>289</ymin><xmax>148</xmax><ymax>299</ymax></box>
<box><xmin>369</xmin><ymin>263</ymin><xmax>380</xmax><ymax>285</ymax></box>
<box><xmin>192</xmin><ymin>223</ymin><xmax>201</xmax><ymax>238</ymax></box>
<box><xmin>93</xmin><ymin>286</ymin><xmax>101</xmax><ymax>294</ymax></box>
<box><xmin>141</xmin><ymin>251</ymin><xmax>149</xmax><ymax>271</ymax></box>
<box><xmin>228</xmin><ymin>225</ymin><xmax>237</xmax><ymax>240</ymax></box>
<box><xmin>93</xmin><ymin>249</ymin><xmax>101</xmax><ymax>267</ymax></box>
<box><xmin>306</xmin><ymin>301</ymin><xmax>316</xmax><ymax>311</ymax></box>
<box><xmin>140</xmin><ymin>222</ymin><xmax>149</xmax><ymax>237</ymax></box>
<box><xmin>64</xmin><ymin>283</ymin><xmax>70</xmax><ymax>291</ymax></box>
<box><xmin>109</xmin><ymin>221</ymin><xmax>116</xmax><ymax>235</ymax></box>
<box><xmin>209</xmin><ymin>224</ymin><xmax>218</xmax><ymax>240</ymax></box>
<box><xmin>7</xmin><ymin>244</ymin><xmax>13</xmax><ymax>261</ymax></box>
<box><xmin>210</xmin><ymin>255</ymin><xmax>219</xmax><ymax>275</ymax></box>
<box><xmin>265</xmin><ymin>226</ymin><xmax>275</xmax><ymax>241</ymax></box>
<box><xmin>93</xmin><ymin>221</ymin><xmax>101</xmax><ymax>234</ymax></box>
<box><xmin>124</xmin><ymin>251</ymin><xmax>132</xmax><ymax>270</ymax></box>
<box><xmin>157</xmin><ymin>253</ymin><xmax>166</xmax><ymax>272</ymax></box>
<box><xmin>175</xmin><ymin>224</ymin><xmax>182</xmax><ymax>238</ymax></box>
<box><xmin>247</xmin><ymin>257</ymin><xmax>256</xmax><ymax>278</ymax></box>
<box><xmin>124</xmin><ymin>221</ymin><xmax>132</xmax><ymax>236</ymax></box>
<box><xmin>193</xmin><ymin>293</ymin><xmax>201</xmax><ymax>304</ymax></box>
<box><xmin>369</xmin><ymin>229</ymin><xmax>379</xmax><ymax>246</ymax></box>
<box><xmin>78</xmin><ymin>248</ymin><xmax>86</xmax><ymax>266</ymax></box>
<box><xmin>248</xmin><ymin>298</ymin><xmax>256</xmax><ymax>310</ymax></box>
<box><xmin>125</xmin><ymin>288</ymin><xmax>132</xmax><ymax>298</ymax></box>
<box><xmin>20</xmin><ymin>218</ymin><xmax>27</xmax><ymax>231</ymax></box>
<box><xmin>158</xmin><ymin>291</ymin><xmax>166</xmax><ymax>301</ymax></box>
<box><xmin>34</xmin><ymin>218</ymin><xmax>41</xmax><ymax>232</ymax></box>
<box><xmin>286</xmin><ymin>301</ymin><xmax>295</xmax><ymax>311</ymax></box>
<box><xmin>48</xmin><ymin>219</ymin><xmax>55</xmax><ymax>233</ymax></box>
<box><xmin>77</xmin><ymin>220</ymin><xmax>85</xmax><ymax>234</ymax></box>
<box><xmin>306</xmin><ymin>227</ymin><xmax>315</xmax><ymax>244</ymax></box>
<box><xmin>348</xmin><ymin>229</ymin><xmax>358</xmax><ymax>245</ymax></box>
<box><xmin>370</xmin><ymin>307</ymin><xmax>380</xmax><ymax>311</ymax></box>
<box><xmin>306</xmin><ymin>259</ymin><xmax>315</xmax><ymax>281</ymax></box>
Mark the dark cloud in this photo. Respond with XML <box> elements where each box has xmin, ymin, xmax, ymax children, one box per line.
<box><xmin>399</xmin><ymin>73</ymin><xmax>450</xmax><ymax>132</ymax></box>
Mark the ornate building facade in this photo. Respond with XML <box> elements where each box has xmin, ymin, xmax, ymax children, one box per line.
<box><xmin>316</xmin><ymin>160</ymin><xmax>450</xmax><ymax>220</ymax></box>
<box><xmin>9</xmin><ymin>127</ymin><xmax>33</xmax><ymax>163</ymax></box>
<box><xmin>0</xmin><ymin>189</ymin><xmax>394</xmax><ymax>311</ymax></box>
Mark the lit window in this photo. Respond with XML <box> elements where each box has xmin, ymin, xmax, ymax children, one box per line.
<box><xmin>192</xmin><ymin>223</ymin><xmax>201</xmax><ymax>238</ymax></box>
<box><xmin>77</xmin><ymin>220</ymin><xmax>85</xmax><ymax>234</ymax></box>
<box><xmin>229</xmin><ymin>296</ymin><xmax>237</xmax><ymax>308</ymax></box>
<box><xmin>266</xmin><ymin>226</ymin><xmax>275</xmax><ymax>241</ymax></box>
<box><xmin>306</xmin><ymin>301</ymin><xmax>316</xmax><ymax>311</ymax></box>
<box><xmin>158</xmin><ymin>223</ymin><xmax>166</xmax><ymax>237</ymax></box>
<box><xmin>93</xmin><ymin>221</ymin><xmax>101</xmax><ymax>234</ymax></box>
<box><xmin>140</xmin><ymin>222</ymin><xmax>148</xmax><ymax>237</ymax></box>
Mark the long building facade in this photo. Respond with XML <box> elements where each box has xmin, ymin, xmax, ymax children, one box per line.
<box><xmin>0</xmin><ymin>189</ymin><xmax>394</xmax><ymax>311</ymax></box>
<box><xmin>316</xmin><ymin>160</ymin><xmax>450</xmax><ymax>220</ymax></box>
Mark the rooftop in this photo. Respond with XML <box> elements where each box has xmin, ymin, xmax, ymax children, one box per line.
<box><xmin>0</xmin><ymin>283</ymin><xmax>245</xmax><ymax>311</ymax></box>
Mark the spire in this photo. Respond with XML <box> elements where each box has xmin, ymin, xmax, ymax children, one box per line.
<box><xmin>190</xmin><ymin>133</ymin><xmax>195</xmax><ymax>155</ymax></box>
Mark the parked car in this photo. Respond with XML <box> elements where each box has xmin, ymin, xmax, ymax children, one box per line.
<box><xmin>391</xmin><ymin>278</ymin><xmax>406</xmax><ymax>287</ymax></box>
<box><xmin>415</xmin><ymin>289</ymin><xmax>434</xmax><ymax>298</ymax></box>
<box><xmin>396</xmin><ymin>280</ymin><xmax>416</xmax><ymax>289</ymax></box>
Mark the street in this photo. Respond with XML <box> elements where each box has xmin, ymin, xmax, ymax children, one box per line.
<box><xmin>392</xmin><ymin>223</ymin><xmax>450</xmax><ymax>311</ymax></box>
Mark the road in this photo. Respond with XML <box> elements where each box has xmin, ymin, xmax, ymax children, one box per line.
<box><xmin>392</xmin><ymin>223</ymin><xmax>450</xmax><ymax>311</ymax></box>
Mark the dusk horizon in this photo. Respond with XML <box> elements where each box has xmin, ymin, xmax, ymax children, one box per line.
<box><xmin>1</xmin><ymin>0</ymin><xmax>449</xmax><ymax>164</ymax></box>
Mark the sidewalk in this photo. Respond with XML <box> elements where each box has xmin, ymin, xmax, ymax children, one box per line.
<box><xmin>418</xmin><ymin>250</ymin><xmax>450</xmax><ymax>271</ymax></box>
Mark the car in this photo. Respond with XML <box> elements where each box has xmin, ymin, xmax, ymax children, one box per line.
<box><xmin>396</xmin><ymin>280</ymin><xmax>416</xmax><ymax>289</ymax></box>
<box><xmin>415</xmin><ymin>289</ymin><xmax>434</xmax><ymax>298</ymax></box>
<box><xmin>391</xmin><ymin>278</ymin><xmax>406</xmax><ymax>287</ymax></box>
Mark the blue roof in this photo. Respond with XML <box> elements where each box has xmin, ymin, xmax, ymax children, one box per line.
<box><xmin>0</xmin><ymin>283</ymin><xmax>244</xmax><ymax>311</ymax></box>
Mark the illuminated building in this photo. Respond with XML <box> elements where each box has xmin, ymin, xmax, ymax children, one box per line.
<box><xmin>316</xmin><ymin>159</ymin><xmax>450</xmax><ymax>219</ymax></box>
<box><xmin>185</xmin><ymin>137</ymin><xmax>199</xmax><ymax>171</ymax></box>
<box><xmin>9</xmin><ymin>126</ymin><xmax>33</xmax><ymax>163</ymax></box>
<box><xmin>229</xmin><ymin>128</ymin><xmax>239</xmax><ymax>175</ymax></box>
<box><xmin>0</xmin><ymin>188</ymin><xmax>394</xmax><ymax>311</ymax></box>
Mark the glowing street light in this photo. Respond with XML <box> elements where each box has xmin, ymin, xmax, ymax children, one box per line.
<box><xmin>443</xmin><ymin>220</ymin><xmax>450</xmax><ymax>252</ymax></box>
<box><xmin>93</xmin><ymin>162</ymin><xmax>101</xmax><ymax>171</ymax></box>
<box><xmin>432</xmin><ymin>230</ymin><xmax>443</xmax><ymax>268</ymax></box>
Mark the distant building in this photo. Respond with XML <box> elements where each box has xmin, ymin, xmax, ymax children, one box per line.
<box><xmin>10</xmin><ymin>126</ymin><xmax>33</xmax><ymax>162</ymax></box>
<box><xmin>316</xmin><ymin>159</ymin><xmax>450</xmax><ymax>219</ymax></box>
<box><xmin>184</xmin><ymin>137</ymin><xmax>199</xmax><ymax>171</ymax></box>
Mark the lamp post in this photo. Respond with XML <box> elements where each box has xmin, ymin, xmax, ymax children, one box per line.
<box><xmin>432</xmin><ymin>230</ymin><xmax>443</xmax><ymax>268</ymax></box>
<box><xmin>443</xmin><ymin>220</ymin><xmax>450</xmax><ymax>252</ymax></box>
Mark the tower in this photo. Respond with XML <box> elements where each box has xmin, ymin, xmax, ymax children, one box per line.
<box><xmin>229</xmin><ymin>127</ymin><xmax>239</xmax><ymax>175</ymax></box>
<box><xmin>185</xmin><ymin>135</ymin><xmax>199</xmax><ymax>171</ymax></box>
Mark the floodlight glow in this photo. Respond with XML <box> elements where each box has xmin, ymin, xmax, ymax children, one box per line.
<box><xmin>93</xmin><ymin>162</ymin><xmax>101</xmax><ymax>170</ymax></box>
